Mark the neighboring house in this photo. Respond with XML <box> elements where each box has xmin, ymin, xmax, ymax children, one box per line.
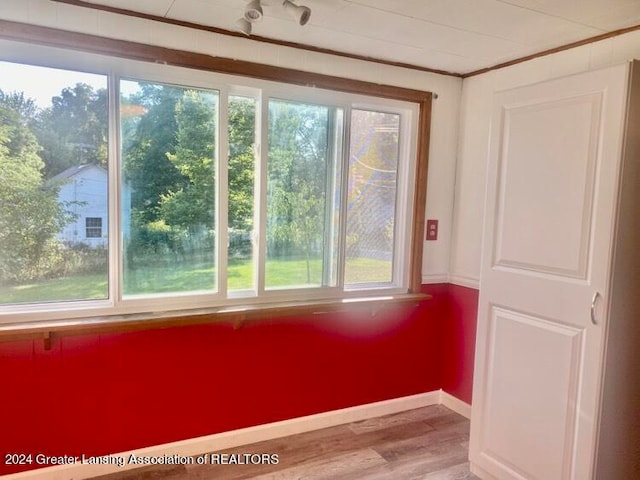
<box><xmin>51</xmin><ymin>164</ymin><xmax>131</xmax><ymax>247</ymax></box>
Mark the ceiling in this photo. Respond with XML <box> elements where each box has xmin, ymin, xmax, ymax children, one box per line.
<box><xmin>75</xmin><ymin>0</ymin><xmax>640</xmax><ymax>75</ymax></box>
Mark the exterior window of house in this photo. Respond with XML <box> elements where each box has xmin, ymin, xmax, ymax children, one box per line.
<box><xmin>0</xmin><ymin>60</ymin><xmax>109</xmax><ymax>305</ymax></box>
<box><xmin>0</xmin><ymin>42</ymin><xmax>420</xmax><ymax>323</ymax></box>
<box><xmin>85</xmin><ymin>217</ymin><xmax>102</xmax><ymax>238</ymax></box>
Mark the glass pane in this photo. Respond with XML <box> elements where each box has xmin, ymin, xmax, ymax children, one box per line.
<box><xmin>121</xmin><ymin>80</ymin><xmax>218</xmax><ymax>296</ymax></box>
<box><xmin>345</xmin><ymin>109</ymin><xmax>400</xmax><ymax>285</ymax></box>
<box><xmin>228</xmin><ymin>96</ymin><xmax>256</xmax><ymax>292</ymax></box>
<box><xmin>266</xmin><ymin>100</ymin><xmax>341</xmax><ymax>289</ymax></box>
<box><xmin>0</xmin><ymin>61</ymin><xmax>108</xmax><ymax>304</ymax></box>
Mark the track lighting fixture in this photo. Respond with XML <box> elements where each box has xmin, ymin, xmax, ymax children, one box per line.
<box><xmin>244</xmin><ymin>0</ymin><xmax>263</xmax><ymax>23</ymax></box>
<box><xmin>235</xmin><ymin>0</ymin><xmax>312</xmax><ymax>36</ymax></box>
<box><xmin>282</xmin><ymin>0</ymin><xmax>311</xmax><ymax>26</ymax></box>
<box><xmin>235</xmin><ymin>17</ymin><xmax>252</xmax><ymax>36</ymax></box>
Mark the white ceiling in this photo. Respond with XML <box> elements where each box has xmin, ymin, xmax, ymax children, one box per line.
<box><xmin>80</xmin><ymin>0</ymin><xmax>640</xmax><ymax>75</ymax></box>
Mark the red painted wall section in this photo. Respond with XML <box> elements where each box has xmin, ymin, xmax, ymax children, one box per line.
<box><xmin>0</xmin><ymin>294</ymin><xmax>448</xmax><ymax>475</ymax></box>
<box><xmin>0</xmin><ymin>284</ymin><xmax>479</xmax><ymax>475</ymax></box>
<box><xmin>440</xmin><ymin>284</ymin><xmax>479</xmax><ymax>404</ymax></box>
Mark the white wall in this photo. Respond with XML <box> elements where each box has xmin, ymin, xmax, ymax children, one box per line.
<box><xmin>450</xmin><ymin>29</ymin><xmax>640</xmax><ymax>289</ymax></box>
<box><xmin>0</xmin><ymin>0</ymin><xmax>462</xmax><ymax>285</ymax></box>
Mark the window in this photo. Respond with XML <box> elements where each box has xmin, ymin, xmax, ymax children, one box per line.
<box><xmin>85</xmin><ymin>218</ymin><xmax>103</xmax><ymax>238</ymax></box>
<box><xmin>0</xmin><ymin>60</ymin><xmax>109</xmax><ymax>305</ymax></box>
<box><xmin>266</xmin><ymin>99</ymin><xmax>342</xmax><ymax>289</ymax></box>
<box><xmin>345</xmin><ymin>109</ymin><xmax>400</xmax><ymax>285</ymax></box>
<box><xmin>120</xmin><ymin>80</ymin><xmax>219</xmax><ymax>297</ymax></box>
<box><xmin>0</xmin><ymin>40</ymin><xmax>423</xmax><ymax>323</ymax></box>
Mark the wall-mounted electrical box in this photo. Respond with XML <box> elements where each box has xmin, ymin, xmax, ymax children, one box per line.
<box><xmin>426</xmin><ymin>219</ymin><xmax>438</xmax><ymax>241</ymax></box>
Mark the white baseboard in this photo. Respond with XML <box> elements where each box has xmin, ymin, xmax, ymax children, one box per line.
<box><xmin>420</xmin><ymin>274</ymin><xmax>480</xmax><ymax>289</ymax></box>
<box><xmin>448</xmin><ymin>275</ymin><xmax>480</xmax><ymax>289</ymax></box>
<box><xmin>421</xmin><ymin>273</ymin><xmax>450</xmax><ymax>284</ymax></box>
<box><xmin>4</xmin><ymin>391</ymin><xmax>444</xmax><ymax>480</ymax></box>
<box><xmin>439</xmin><ymin>390</ymin><xmax>471</xmax><ymax>419</ymax></box>
<box><xmin>470</xmin><ymin>462</ymin><xmax>500</xmax><ymax>480</ymax></box>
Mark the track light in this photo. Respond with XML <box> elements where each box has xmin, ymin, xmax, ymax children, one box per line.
<box><xmin>235</xmin><ymin>17</ymin><xmax>252</xmax><ymax>36</ymax></box>
<box><xmin>244</xmin><ymin>0</ymin><xmax>263</xmax><ymax>22</ymax></box>
<box><xmin>282</xmin><ymin>0</ymin><xmax>311</xmax><ymax>25</ymax></box>
<box><xmin>235</xmin><ymin>0</ymin><xmax>311</xmax><ymax>36</ymax></box>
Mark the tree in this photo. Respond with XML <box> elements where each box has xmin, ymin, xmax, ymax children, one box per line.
<box><xmin>228</xmin><ymin>97</ymin><xmax>255</xmax><ymax>234</ymax></box>
<box><xmin>266</xmin><ymin>100</ymin><xmax>330</xmax><ymax>281</ymax></box>
<box><xmin>0</xmin><ymin>90</ymin><xmax>38</xmax><ymax>121</ymax></box>
<box><xmin>34</xmin><ymin>83</ymin><xmax>108</xmax><ymax>177</ymax></box>
<box><xmin>122</xmin><ymin>83</ymin><xmax>185</xmax><ymax>225</ymax></box>
<box><xmin>0</xmin><ymin>100</ymin><xmax>71</xmax><ymax>283</ymax></box>
<box><xmin>160</xmin><ymin>89</ymin><xmax>216</xmax><ymax>229</ymax></box>
<box><xmin>269</xmin><ymin>182</ymin><xmax>323</xmax><ymax>282</ymax></box>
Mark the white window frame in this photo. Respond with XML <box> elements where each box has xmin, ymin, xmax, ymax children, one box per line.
<box><xmin>0</xmin><ymin>39</ymin><xmax>419</xmax><ymax>324</ymax></box>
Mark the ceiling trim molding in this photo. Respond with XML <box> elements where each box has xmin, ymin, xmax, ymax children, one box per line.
<box><xmin>28</xmin><ymin>1</ymin><xmax>640</xmax><ymax>79</ymax></box>
<box><xmin>463</xmin><ymin>22</ymin><xmax>640</xmax><ymax>78</ymax></box>
<box><xmin>50</xmin><ymin>0</ymin><xmax>463</xmax><ymax>78</ymax></box>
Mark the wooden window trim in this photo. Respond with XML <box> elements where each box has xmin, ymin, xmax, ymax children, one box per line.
<box><xmin>0</xmin><ymin>19</ymin><xmax>433</xmax><ymax>339</ymax></box>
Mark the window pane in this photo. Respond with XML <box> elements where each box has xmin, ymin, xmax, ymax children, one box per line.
<box><xmin>85</xmin><ymin>217</ymin><xmax>103</xmax><ymax>238</ymax></box>
<box><xmin>120</xmin><ymin>80</ymin><xmax>218</xmax><ymax>296</ymax></box>
<box><xmin>345</xmin><ymin>109</ymin><xmax>400</xmax><ymax>285</ymax></box>
<box><xmin>266</xmin><ymin>100</ymin><xmax>341</xmax><ymax>289</ymax></box>
<box><xmin>0</xmin><ymin>61</ymin><xmax>109</xmax><ymax>304</ymax></box>
<box><xmin>228</xmin><ymin>96</ymin><xmax>256</xmax><ymax>292</ymax></box>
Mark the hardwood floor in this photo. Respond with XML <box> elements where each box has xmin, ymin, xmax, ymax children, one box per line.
<box><xmin>93</xmin><ymin>405</ymin><xmax>480</xmax><ymax>480</ymax></box>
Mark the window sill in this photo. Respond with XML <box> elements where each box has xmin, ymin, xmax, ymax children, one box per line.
<box><xmin>0</xmin><ymin>293</ymin><xmax>431</xmax><ymax>348</ymax></box>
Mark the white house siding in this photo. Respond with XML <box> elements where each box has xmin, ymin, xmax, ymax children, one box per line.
<box><xmin>56</xmin><ymin>165</ymin><xmax>108</xmax><ymax>247</ymax></box>
<box><xmin>55</xmin><ymin>165</ymin><xmax>132</xmax><ymax>248</ymax></box>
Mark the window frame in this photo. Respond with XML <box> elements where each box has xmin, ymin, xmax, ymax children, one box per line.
<box><xmin>0</xmin><ymin>25</ymin><xmax>432</xmax><ymax>327</ymax></box>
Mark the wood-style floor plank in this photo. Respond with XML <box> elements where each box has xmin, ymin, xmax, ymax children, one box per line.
<box><xmin>92</xmin><ymin>405</ymin><xmax>480</xmax><ymax>480</ymax></box>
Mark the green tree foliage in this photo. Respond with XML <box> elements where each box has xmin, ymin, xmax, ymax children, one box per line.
<box><xmin>267</xmin><ymin>100</ymin><xmax>331</xmax><ymax>281</ymax></box>
<box><xmin>228</xmin><ymin>97</ymin><xmax>255</xmax><ymax>233</ymax></box>
<box><xmin>161</xmin><ymin>90</ymin><xmax>216</xmax><ymax>229</ymax></box>
<box><xmin>122</xmin><ymin>85</ymin><xmax>220</xmax><ymax>266</ymax></box>
<box><xmin>0</xmin><ymin>90</ymin><xmax>38</xmax><ymax>121</ymax></box>
<box><xmin>34</xmin><ymin>83</ymin><xmax>108</xmax><ymax>177</ymax></box>
<box><xmin>269</xmin><ymin>181</ymin><xmax>324</xmax><ymax>282</ymax></box>
<box><xmin>122</xmin><ymin>83</ymin><xmax>185</xmax><ymax>225</ymax></box>
<box><xmin>0</xmin><ymin>99</ymin><xmax>71</xmax><ymax>283</ymax></box>
<box><xmin>121</xmin><ymin>87</ymin><xmax>335</xmax><ymax>282</ymax></box>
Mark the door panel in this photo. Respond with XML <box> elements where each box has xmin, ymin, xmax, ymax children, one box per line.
<box><xmin>470</xmin><ymin>64</ymin><xmax>629</xmax><ymax>480</ymax></box>
<box><xmin>480</xmin><ymin>307</ymin><xmax>583</xmax><ymax>480</ymax></box>
<box><xmin>494</xmin><ymin>93</ymin><xmax>601</xmax><ymax>279</ymax></box>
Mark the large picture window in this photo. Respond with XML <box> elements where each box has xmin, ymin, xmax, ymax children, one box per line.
<box><xmin>0</xmin><ymin>41</ymin><xmax>421</xmax><ymax>323</ymax></box>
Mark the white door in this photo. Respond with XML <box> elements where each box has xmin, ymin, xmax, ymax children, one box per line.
<box><xmin>469</xmin><ymin>64</ymin><xmax>629</xmax><ymax>480</ymax></box>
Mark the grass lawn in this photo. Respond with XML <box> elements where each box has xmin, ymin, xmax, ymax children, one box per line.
<box><xmin>0</xmin><ymin>273</ymin><xmax>109</xmax><ymax>304</ymax></box>
<box><xmin>0</xmin><ymin>257</ymin><xmax>392</xmax><ymax>304</ymax></box>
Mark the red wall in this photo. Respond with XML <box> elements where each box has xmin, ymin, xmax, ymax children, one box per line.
<box><xmin>0</xmin><ymin>284</ymin><xmax>478</xmax><ymax>475</ymax></box>
<box><xmin>439</xmin><ymin>284</ymin><xmax>479</xmax><ymax>403</ymax></box>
